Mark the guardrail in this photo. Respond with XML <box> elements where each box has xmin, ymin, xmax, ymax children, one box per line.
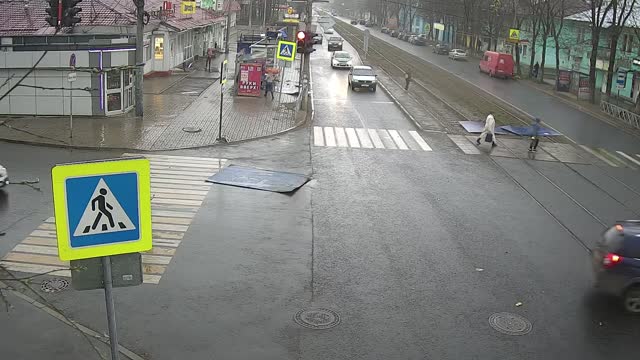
<box><xmin>600</xmin><ymin>100</ymin><xmax>640</xmax><ymax>129</ymax></box>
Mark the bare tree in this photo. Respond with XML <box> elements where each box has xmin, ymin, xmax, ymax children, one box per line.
<box><xmin>603</xmin><ymin>0</ymin><xmax>637</xmax><ymax>97</ymax></box>
<box><xmin>583</xmin><ymin>0</ymin><xmax>614</xmax><ymax>103</ymax></box>
<box><xmin>549</xmin><ymin>0</ymin><xmax>567</xmax><ymax>87</ymax></box>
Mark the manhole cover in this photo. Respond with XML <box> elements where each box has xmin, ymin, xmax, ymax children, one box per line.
<box><xmin>41</xmin><ymin>278</ymin><xmax>69</xmax><ymax>293</ymax></box>
<box><xmin>182</xmin><ymin>127</ymin><xmax>202</xmax><ymax>133</ymax></box>
<box><xmin>294</xmin><ymin>308</ymin><xmax>340</xmax><ymax>330</ymax></box>
<box><xmin>489</xmin><ymin>312</ymin><xmax>532</xmax><ymax>336</ymax></box>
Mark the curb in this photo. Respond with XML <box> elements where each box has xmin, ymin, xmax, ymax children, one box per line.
<box><xmin>520</xmin><ymin>80</ymin><xmax>640</xmax><ymax>140</ymax></box>
<box><xmin>0</xmin><ymin>109</ymin><xmax>309</xmax><ymax>152</ymax></box>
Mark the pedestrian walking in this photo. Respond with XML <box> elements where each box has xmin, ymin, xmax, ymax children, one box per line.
<box><xmin>264</xmin><ymin>73</ymin><xmax>275</xmax><ymax>100</ymax></box>
<box><xmin>404</xmin><ymin>71</ymin><xmax>412</xmax><ymax>91</ymax></box>
<box><xmin>206</xmin><ymin>47</ymin><xmax>214</xmax><ymax>72</ymax></box>
<box><xmin>532</xmin><ymin>61</ymin><xmax>539</xmax><ymax>79</ymax></box>
<box><xmin>476</xmin><ymin>112</ymin><xmax>498</xmax><ymax>147</ymax></box>
<box><xmin>529</xmin><ymin>117</ymin><xmax>542</xmax><ymax>152</ymax></box>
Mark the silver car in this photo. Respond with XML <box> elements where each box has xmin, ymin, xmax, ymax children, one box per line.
<box><xmin>448</xmin><ymin>49</ymin><xmax>468</xmax><ymax>60</ymax></box>
<box><xmin>0</xmin><ymin>164</ymin><xmax>8</xmax><ymax>188</ymax></box>
<box><xmin>348</xmin><ymin>65</ymin><xmax>377</xmax><ymax>92</ymax></box>
<box><xmin>331</xmin><ymin>51</ymin><xmax>353</xmax><ymax>69</ymax></box>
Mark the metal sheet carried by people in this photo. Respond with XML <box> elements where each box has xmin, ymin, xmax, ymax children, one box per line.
<box><xmin>51</xmin><ymin>157</ymin><xmax>152</xmax><ymax>261</ymax></box>
<box><xmin>277</xmin><ymin>40</ymin><xmax>297</xmax><ymax>62</ymax></box>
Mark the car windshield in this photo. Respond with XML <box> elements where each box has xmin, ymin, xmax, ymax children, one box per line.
<box><xmin>353</xmin><ymin>68</ymin><xmax>374</xmax><ymax>76</ymax></box>
<box><xmin>329</xmin><ymin>37</ymin><xmax>341</xmax><ymax>41</ymax></box>
<box><xmin>334</xmin><ymin>52</ymin><xmax>351</xmax><ymax>59</ymax></box>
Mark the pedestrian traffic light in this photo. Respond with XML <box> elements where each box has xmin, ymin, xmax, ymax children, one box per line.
<box><xmin>296</xmin><ymin>31</ymin><xmax>306</xmax><ymax>53</ymax></box>
<box><xmin>45</xmin><ymin>0</ymin><xmax>61</xmax><ymax>27</ymax></box>
<box><xmin>61</xmin><ymin>0</ymin><xmax>82</xmax><ymax>27</ymax></box>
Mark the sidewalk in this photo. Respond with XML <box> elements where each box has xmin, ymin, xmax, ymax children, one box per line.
<box><xmin>0</xmin><ymin>56</ymin><xmax>303</xmax><ymax>151</ymax></box>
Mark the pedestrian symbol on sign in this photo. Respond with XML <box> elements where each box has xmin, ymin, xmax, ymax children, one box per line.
<box><xmin>280</xmin><ymin>44</ymin><xmax>292</xmax><ymax>57</ymax></box>
<box><xmin>277</xmin><ymin>40</ymin><xmax>297</xmax><ymax>61</ymax></box>
<box><xmin>508</xmin><ymin>28</ymin><xmax>520</xmax><ymax>42</ymax></box>
<box><xmin>74</xmin><ymin>178</ymin><xmax>135</xmax><ymax>236</ymax></box>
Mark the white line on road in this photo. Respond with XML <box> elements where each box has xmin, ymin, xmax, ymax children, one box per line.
<box><xmin>334</xmin><ymin>127</ymin><xmax>349</xmax><ymax>147</ymax></box>
<box><xmin>580</xmin><ymin>145</ymin><xmax>618</xmax><ymax>167</ymax></box>
<box><xmin>356</xmin><ymin>128</ymin><xmax>374</xmax><ymax>148</ymax></box>
<box><xmin>345</xmin><ymin>128</ymin><xmax>361</xmax><ymax>148</ymax></box>
<box><xmin>377</xmin><ymin>129</ymin><xmax>397</xmax><ymax>149</ymax></box>
<box><xmin>409</xmin><ymin>131</ymin><xmax>432</xmax><ymax>151</ymax></box>
<box><xmin>616</xmin><ymin>151</ymin><xmax>640</xmax><ymax>166</ymax></box>
<box><xmin>367</xmin><ymin>128</ymin><xmax>385</xmax><ymax>148</ymax></box>
<box><xmin>313</xmin><ymin>126</ymin><xmax>325</xmax><ymax>146</ymax></box>
<box><xmin>323</xmin><ymin>126</ymin><xmax>336</xmax><ymax>146</ymax></box>
<box><xmin>388</xmin><ymin>130</ymin><xmax>409</xmax><ymax>150</ymax></box>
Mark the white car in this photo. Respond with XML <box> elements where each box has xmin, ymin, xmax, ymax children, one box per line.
<box><xmin>348</xmin><ymin>65</ymin><xmax>377</xmax><ymax>92</ymax></box>
<box><xmin>448</xmin><ymin>49</ymin><xmax>468</xmax><ymax>60</ymax></box>
<box><xmin>0</xmin><ymin>164</ymin><xmax>8</xmax><ymax>188</ymax></box>
<box><xmin>324</xmin><ymin>28</ymin><xmax>334</xmax><ymax>34</ymax></box>
<box><xmin>331</xmin><ymin>51</ymin><xmax>353</xmax><ymax>68</ymax></box>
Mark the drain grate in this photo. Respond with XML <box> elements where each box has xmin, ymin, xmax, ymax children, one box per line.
<box><xmin>41</xmin><ymin>278</ymin><xmax>69</xmax><ymax>293</ymax></box>
<box><xmin>294</xmin><ymin>308</ymin><xmax>341</xmax><ymax>330</ymax></box>
<box><xmin>489</xmin><ymin>312</ymin><xmax>532</xmax><ymax>336</ymax></box>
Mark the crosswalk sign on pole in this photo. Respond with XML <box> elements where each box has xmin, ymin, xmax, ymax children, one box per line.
<box><xmin>277</xmin><ymin>40</ymin><xmax>297</xmax><ymax>62</ymax></box>
<box><xmin>52</xmin><ymin>157</ymin><xmax>152</xmax><ymax>261</ymax></box>
<box><xmin>509</xmin><ymin>28</ymin><xmax>520</xmax><ymax>43</ymax></box>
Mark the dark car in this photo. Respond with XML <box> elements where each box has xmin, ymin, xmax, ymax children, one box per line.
<box><xmin>402</xmin><ymin>33</ymin><xmax>414</xmax><ymax>41</ymax></box>
<box><xmin>413</xmin><ymin>35</ymin><xmax>427</xmax><ymax>46</ymax></box>
<box><xmin>359</xmin><ymin>19</ymin><xmax>366</xmax><ymax>25</ymax></box>
<box><xmin>350</xmin><ymin>20</ymin><xmax>358</xmax><ymax>25</ymax></box>
<box><xmin>433</xmin><ymin>43</ymin><xmax>450</xmax><ymax>55</ymax></box>
<box><xmin>313</xmin><ymin>34</ymin><xmax>323</xmax><ymax>44</ymax></box>
<box><xmin>390</xmin><ymin>30</ymin><xmax>399</xmax><ymax>37</ymax></box>
<box><xmin>592</xmin><ymin>221</ymin><xmax>640</xmax><ymax>313</ymax></box>
<box><xmin>327</xmin><ymin>36</ymin><xmax>343</xmax><ymax>51</ymax></box>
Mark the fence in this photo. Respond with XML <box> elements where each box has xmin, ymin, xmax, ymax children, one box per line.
<box><xmin>600</xmin><ymin>100</ymin><xmax>640</xmax><ymax>129</ymax></box>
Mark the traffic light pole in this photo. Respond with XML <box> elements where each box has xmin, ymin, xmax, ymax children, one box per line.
<box><xmin>134</xmin><ymin>0</ymin><xmax>145</xmax><ymax>116</ymax></box>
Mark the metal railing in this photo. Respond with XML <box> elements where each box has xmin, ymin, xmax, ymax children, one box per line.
<box><xmin>600</xmin><ymin>100</ymin><xmax>640</xmax><ymax>129</ymax></box>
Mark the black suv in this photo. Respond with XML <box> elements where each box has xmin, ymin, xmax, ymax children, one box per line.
<box><xmin>433</xmin><ymin>43</ymin><xmax>450</xmax><ymax>55</ymax></box>
<box><xmin>592</xmin><ymin>221</ymin><xmax>640</xmax><ymax>313</ymax></box>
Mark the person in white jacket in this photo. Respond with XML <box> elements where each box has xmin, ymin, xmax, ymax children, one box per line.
<box><xmin>476</xmin><ymin>113</ymin><xmax>498</xmax><ymax>147</ymax></box>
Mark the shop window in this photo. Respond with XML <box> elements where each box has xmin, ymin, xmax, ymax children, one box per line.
<box><xmin>622</xmin><ymin>34</ymin><xmax>634</xmax><ymax>53</ymax></box>
<box><xmin>154</xmin><ymin>37</ymin><xmax>164</xmax><ymax>60</ymax></box>
<box><xmin>107</xmin><ymin>70</ymin><xmax>121</xmax><ymax>90</ymax></box>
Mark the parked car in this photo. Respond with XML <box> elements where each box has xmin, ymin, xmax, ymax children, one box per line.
<box><xmin>433</xmin><ymin>43</ymin><xmax>450</xmax><ymax>55</ymax></box>
<box><xmin>350</xmin><ymin>19</ymin><xmax>358</xmax><ymax>25</ymax></box>
<box><xmin>331</xmin><ymin>51</ymin><xmax>353</xmax><ymax>69</ymax></box>
<box><xmin>408</xmin><ymin>35</ymin><xmax>417</xmax><ymax>44</ymax></box>
<box><xmin>0</xmin><ymin>164</ymin><xmax>7</xmax><ymax>188</ymax></box>
<box><xmin>348</xmin><ymin>65</ymin><xmax>377</xmax><ymax>92</ymax></box>
<box><xmin>592</xmin><ymin>221</ymin><xmax>640</xmax><ymax>313</ymax></box>
<box><xmin>397</xmin><ymin>32</ymin><xmax>406</xmax><ymax>40</ymax></box>
<box><xmin>448</xmin><ymin>49</ymin><xmax>468</xmax><ymax>60</ymax></box>
<box><xmin>413</xmin><ymin>35</ymin><xmax>427</xmax><ymax>46</ymax></box>
<box><xmin>313</xmin><ymin>34</ymin><xmax>323</xmax><ymax>44</ymax></box>
<box><xmin>402</xmin><ymin>33</ymin><xmax>413</xmax><ymax>41</ymax></box>
<box><xmin>381</xmin><ymin>27</ymin><xmax>389</xmax><ymax>34</ymax></box>
<box><xmin>324</xmin><ymin>28</ymin><xmax>334</xmax><ymax>34</ymax></box>
<box><xmin>327</xmin><ymin>36</ymin><xmax>343</xmax><ymax>51</ymax></box>
<box><xmin>359</xmin><ymin>19</ymin><xmax>366</xmax><ymax>25</ymax></box>
<box><xmin>364</xmin><ymin>21</ymin><xmax>372</xmax><ymax>27</ymax></box>
<box><xmin>390</xmin><ymin>30</ymin><xmax>399</xmax><ymax>37</ymax></box>
<box><xmin>479</xmin><ymin>51</ymin><xmax>514</xmax><ymax>78</ymax></box>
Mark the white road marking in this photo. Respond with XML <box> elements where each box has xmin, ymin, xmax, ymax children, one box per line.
<box><xmin>600</xmin><ymin>148</ymin><xmax>636</xmax><ymax>169</ymax></box>
<box><xmin>409</xmin><ymin>131</ymin><xmax>432</xmax><ymax>151</ymax></box>
<box><xmin>324</xmin><ymin>126</ymin><xmax>337</xmax><ymax>146</ymax></box>
<box><xmin>377</xmin><ymin>129</ymin><xmax>397</xmax><ymax>149</ymax></box>
<box><xmin>314</xmin><ymin>126</ymin><xmax>325</xmax><ymax>146</ymax></box>
<box><xmin>356</xmin><ymin>128</ymin><xmax>374</xmax><ymax>148</ymax></box>
<box><xmin>367</xmin><ymin>128</ymin><xmax>385</xmax><ymax>148</ymax></box>
<box><xmin>388</xmin><ymin>130</ymin><xmax>409</xmax><ymax>150</ymax></box>
<box><xmin>345</xmin><ymin>128</ymin><xmax>361</xmax><ymax>148</ymax></box>
<box><xmin>447</xmin><ymin>134</ymin><xmax>481</xmax><ymax>154</ymax></box>
<box><xmin>616</xmin><ymin>151</ymin><xmax>640</xmax><ymax>166</ymax></box>
<box><xmin>334</xmin><ymin>127</ymin><xmax>349</xmax><ymax>147</ymax></box>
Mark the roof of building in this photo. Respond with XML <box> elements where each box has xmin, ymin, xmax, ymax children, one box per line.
<box><xmin>566</xmin><ymin>5</ymin><xmax>640</xmax><ymax>28</ymax></box>
<box><xmin>0</xmin><ymin>0</ymin><xmax>225</xmax><ymax>36</ymax></box>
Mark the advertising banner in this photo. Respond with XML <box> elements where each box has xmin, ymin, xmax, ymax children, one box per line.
<box><xmin>557</xmin><ymin>70</ymin><xmax>571</xmax><ymax>92</ymax></box>
<box><xmin>238</xmin><ymin>63</ymin><xmax>263</xmax><ymax>97</ymax></box>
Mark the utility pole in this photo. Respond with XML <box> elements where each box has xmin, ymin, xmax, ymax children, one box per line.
<box><xmin>225</xmin><ymin>10</ymin><xmax>231</xmax><ymax>54</ymax></box>
<box><xmin>135</xmin><ymin>0</ymin><xmax>145</xmax><ymax>116</ymax></box>
<box><xmin>249</xmin><ymin>0</ymin><xmax>253</xmax><ymax>27</ymax></box>
<box><xmin>263</xmin><ymin>0</ymin><xmax>268</xmax><ymax>28</ymax></box>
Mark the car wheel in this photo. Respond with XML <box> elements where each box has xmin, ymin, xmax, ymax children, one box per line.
<box><xmin>624</xmin><ymin>286</ymin><xmax>640</xmax><ymax>314</ymax></box>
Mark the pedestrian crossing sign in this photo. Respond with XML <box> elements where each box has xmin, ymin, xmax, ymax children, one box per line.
<box><xmin>51</xmin><ymin>157</ymin><xmax>152</xmax><ymax>261</ymax></box>
<box><xmin>277</xmin><ymin>40</ymin><xmax>296</xmax><ymax>62</ymax></box>
<box><xmin>509</xmin><ymin>28</ymin><xmax>520</xmax><ymax>42</ymax></box>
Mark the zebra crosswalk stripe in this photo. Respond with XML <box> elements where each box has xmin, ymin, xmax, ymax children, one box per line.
<box><xmin>334</xmin><ymin>127</ymin><xmax>349</xmax><ymax>147</ymax></box>
<box><xmin>616</xmin><ymin>151</ymin><xmax>640</xmax><ymax>166</ymax></box>
<box><xmin>356</xmin><ymin>128</ymin><xmax>374</xmax><ymax>148</ymax></box>
<box><xmin>409</xmin><ymin>131</ymin><xmax>432</xmax><ymax>151</ymax></box>
<box><xmin>314</xmin><ymin>126</ymin><xmax>325</xmax><ymax>147</ymax></box>
<box><xmin>580</xmin><ymin>145</ymin><xmax>618</xmax><ymax>167</ymax></box>
<box><xmin>367</xmin><ymin>128</ymin><xmax>385</xmax><ymax>148</ymax></box>
<box><xmin>388</xmin><ymin>130</ymin><xmax>409</xmax><ymax>150</ymax></box>
<box><xmin>345</xmin><ymin>127</ymin><xmax>361</xmax><ymax>148</ymax></box>
<box><xmin>324</xmin><ymin>126</ymin><xmax>336</xmax><ymax>147</ymax></box>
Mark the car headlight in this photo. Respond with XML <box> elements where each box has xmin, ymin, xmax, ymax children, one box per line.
<box><xmin>346</xmin><ymin>60</ymin><xmax>353</xmax><ymax>66</ymax></box>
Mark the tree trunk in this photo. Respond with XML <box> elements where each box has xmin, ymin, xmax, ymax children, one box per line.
<box><xmin>515</xmin><ymin>43</ymin><xmax>521</xmax><ymax>76</ymax></box>
<box><xmin>589</xmin><ymin>29</ymin><xmax>600</xmax><ymax>104</ymax></box>
<box><xmin>554</xmin><ymin>34</ymin><xmax>561</xmax><ymax>89</ymax></box>
<box><xmin>605</xmin><ymin>34</ymin><xmax>619</xmax><ymax>97</ymax></box>
<box><xmin>539</xmin><ymin>33</ymin><xmax>548</xmax><ymax>82</ymax></box>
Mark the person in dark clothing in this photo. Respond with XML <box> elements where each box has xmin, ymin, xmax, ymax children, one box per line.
<box><xmin>532</xmin><ymin>62</ymin><xmax>540</xmax><ymax>79</ymax></box>
<box><xmin>264</xmin><ymin>73</ymin><xmax>275</xmax><ymax>100</ymax></box>
<box><xmin>405</xmin><ymin>71</ymin><xmax>412</xmax><ymax>90</ymax></box>
<box><xmin>529</xmin><ymin>117</ymin><xmax>542</xmax><ymax>152</ymax></box>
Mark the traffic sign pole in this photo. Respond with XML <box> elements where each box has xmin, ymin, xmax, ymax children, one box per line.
<box><xmin>102</xmin><ymin>256</ymin><xmax>120</xmax><ymax>360</ymax></box>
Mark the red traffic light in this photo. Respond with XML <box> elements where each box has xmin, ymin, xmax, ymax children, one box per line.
<box><xmin>297</xmin><ymin>31</ymin><xmax>306</xmax><ymax>40</ymax></box>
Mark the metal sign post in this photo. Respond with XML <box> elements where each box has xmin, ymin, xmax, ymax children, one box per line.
<box><xmin>68</xmin><ymin>54</ymin><xmax>76</xmax><ymax>141</ymax></box>
<box><xmin>278</xmin><ymin>60</ymin><xmax>286</xmax><ymax>104</ymax></box>
<box><xmin>217</xmin><ymin>59</ymin><xmax>229</xmax><ymax>143</ymax></box>
<box><xmin>52</xmin><ymin>157</ymin><xmax>152</xmax><ymax>360</ymax></box>
<box><xmin>275</xmin><ymin>41</ymin><xmax>297</xmax><ymax>105</ymax></box>
<box><xmin>363</xmin><ymin>30</ymin><xmax>370</xmax><ymax>61</ymax></box>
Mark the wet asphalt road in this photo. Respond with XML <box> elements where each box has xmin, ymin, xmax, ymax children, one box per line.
<box><xmin>1</xmin><ymin>32</ymin><xmax>640</xmax><ymax>360</ymax></box>
<box><xmin>337</xmin><ymin>16</ymin><xmax>640</xmax><ymax>155</ymax></box>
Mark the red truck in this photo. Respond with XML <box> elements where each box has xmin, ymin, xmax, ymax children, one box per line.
<box><xmin>479</xmin><ymin>51</ymin><xmax>514</xmax><ymax>79</ymax></box>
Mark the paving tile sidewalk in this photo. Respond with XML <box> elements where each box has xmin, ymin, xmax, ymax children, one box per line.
<box><xmin>0</xmin><ymin>57</ymin><xmax>303</xmax><ymax>150</ymax></box>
